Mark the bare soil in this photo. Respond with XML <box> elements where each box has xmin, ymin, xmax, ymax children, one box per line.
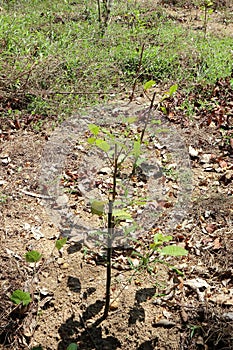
<box><xmin>1</xmin><ymin>94</ymin><xmax>232</xmax><ymax>350</ymax></box>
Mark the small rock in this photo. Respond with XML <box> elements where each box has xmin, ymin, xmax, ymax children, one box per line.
<box><xmin>31</xmin><ymin>226</ymin><xmax>44</xmax><ymax>240</ymax></box>
<box><xmin>222</xmin><ymin>312</ymin><xmax>233</xmax><ymax>321</ymax></box>
<box><xmin>189</xmin><ymin>146</ymin><xmax>199</xmax><ymax>157</ymax></box>
<box><xmin>98</xmin><ymin>167</ymin><xmax>112</xmax><ymax>175</ymax></box>
<box><xmin>153</xmin><ymin>318</ymin><xmax>176</xmax><ymax>328</ymax></box>
<box><xmin>57</xmin><ymin>258</ymin><xmax>65</xmax><ymax>265</ymax></box>
<box><xmin>196</xmin><ymin>336</ymin><xmax>204</xmax><ymax>346</ymax></box>
<box><xmin>56</xmin><ymin>194</ymin><xmax>69</xmax><ymax>206</ymax></box>
<box><xmin>0</xmin><ymin>153</ymin><xmax>9</xmax><ymax>158</ymax></box>
<box><xmin>61</xmin><ymin>262</ymin><xmax>69</xmax><ymax>269</ymax></box>
<box><xmin>109</xmin><ymin>300</ymin><xmax>119</xmax><ymax>310</ymax></box>
<box><xmin>200</xmin><ymin>153</ymin><xmax>212</xmax><ymax>163</ymax></box>
<box><xmin>24</xmin><ymin>223</ymin><xmax>31</xmax><ymax>231</ymax></box>
<box><xmin>1</xmin><ymin>157</ymin><xmax>11</xmax><ymax>165</ymax></box>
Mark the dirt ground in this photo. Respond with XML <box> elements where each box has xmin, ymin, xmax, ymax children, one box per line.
<box><xmin>0</xmin><ymin>4</ymin><xmax>233</xmax><ymax>350</ymax></box>
<box><xmin>0</xmin><ymin>92</ymin><xmax>232</xmax><ymax>350</ymax></box>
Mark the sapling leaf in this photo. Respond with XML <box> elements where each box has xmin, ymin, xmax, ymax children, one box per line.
<box><xmin>91</xmin><ymin>200</ymin><xmax>105</xmax><ymax>216</ymax></box>
<box><xmin>143</xmin><ymin>80</ymin><xmax>156</xmax><ymax>90</ymax></box>
<box><xmin>125</xmin><ymin>116</ymin><xmax>137</xmax><ymax>124</ymax></box>
<box><xmin>25</xmin><ymin>250</ymin><xmax>42</xmax><ymax>263</ymax></box>
<box><xmin>160</xmin><ymin>245</ymin><xmax>188</xmax><ymax>256</ymax></box>
<box><xmin>133</xmin><ymin>140</ymin><xmax>141</xmax><ymax>158</ymax></box>
<box><xmin>169</xmin><ymin>84</ymin><xmax>178</xmax><ymax>96</ymax></box>
<box><xmin>56</xmin><ymin>237</ymin><xmax>67</xmax><ymax>251</ymax></box>
<box><xmin>101</xmin><ymin>128</ymin><xmax>114</xmax><ymax>138</ymax></box>
<box><xmin>112</xmin><ymin>209</ymin><xmax>132</xmax><ymax>220</ymax></box>
<box><xmin>160</xmin><ymin>106</ymin><xmax>167</xmax><ymax>115</ymax></box>
<box><xmin>10</xmin><ymin>289</ymin><xmax>31</xmax><ymax>306</ymax></box>
<box><xmin>135</xmin><ymin>157</ymin><xmax>145</xmax><ymax>167</ymax></box>
<box><xmin>155</xmin><ymin>127</ymin><xmax>170</xmax><ymax>133</ymax></box>
<box><xmin>66</xmin><ymin>343</ymin><xmax>78</xmax><ymax>350</ymax></box>
<box><xmin>154</xmin><ymin>233</ymin><xmax>172</xmax><ymax>243</ymax></box>
<box><xmin>114</xmin><ymin>139</ymin><xmax>128</xmax><ymax>150</ymax></box>
<box><xmin>151</xmin><ymin>119</ymin><xmax>162</xmax><ymax>125</ymax></box>
<box><xmin>88</xmin><ymin>123</ymin><xmax>100</xmax><ymax>136</ymax></box>
<box><xmin>95</xmin><ymin>139</ymin><xmax>110</xmax><ymax>152</ymax></box>
<box><xmin>151</xmin><ymin>233</ymin><xmax>172</xmax><ymax>250</ymax></box>
<box><xmin>87</xmin><ymin>137</ymin><xmax>96</xmax><ymax>144</ymax></box>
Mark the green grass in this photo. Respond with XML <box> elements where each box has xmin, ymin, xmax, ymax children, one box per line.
<box><xmin>0</xmin><ymin>0</ymin><xmax>232</xmax><ymax>121</ymax></box>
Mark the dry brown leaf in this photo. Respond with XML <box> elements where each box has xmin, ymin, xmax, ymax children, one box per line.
<box><xmin>212</xmin><ymin>237</ymin><xmax>222</xmax><ymax>250</ymax></box>
<box><xmin>209</xmin><ymin>292</ymin><xmax>233</xmax><ymax>306</ymax></box>
<box><xmin>219</xmin><ymin>160</ymin><xmax>228</xmax><ymax>168</ymax></box>
<box><xmin>230</xmin><ymin>138</ymin><xmax>233</xmax><ymax>149</ymax></box>
<box><xmin>206</xmin><ymin>223</ymin><xmax>217</xmax><ymax>234</ymax></box>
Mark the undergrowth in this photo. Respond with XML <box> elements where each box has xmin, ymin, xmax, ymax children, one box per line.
<box><xmin>0</xmin><ymin>0</ymin><xmax>232</xmax><ymax>124</ymax></box>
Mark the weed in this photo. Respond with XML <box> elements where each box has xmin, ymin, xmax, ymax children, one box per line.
<box><xmin>0</xmin><ymin>193</ymin><xmax>8</xmax><ymax>204</ymax></box>
<box><xmin>0</xmin><ymin>1</ymin><xmax>232</xmax><ymax>121</ymax></box>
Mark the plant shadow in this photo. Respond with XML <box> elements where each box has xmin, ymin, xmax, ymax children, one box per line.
<box><xmin>57</xmin><ymin>300</ymin><xmax>122</xmax><ymax>350</ymax></box>
<box><xmin>128</xmin><ymin>287</ymin><xmax>156</xmax><ymax>325</ymax></box>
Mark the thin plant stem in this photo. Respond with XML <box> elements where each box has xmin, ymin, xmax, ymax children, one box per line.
<box><xmin>103</xmin><ymin>200</ymin><xmax>113</xmax><ymax>319</ymax></box>
<box><xmin>129</xmin><ymin>43</ymin><xmax>145</xmax><ymax>102</ymax></box>
<box><xmin>97</xmin><ymin>0</ymin><xmax>101</xmax><ymax>24</ymax></box>
<box><xmin>131</xmin><ymin>91</ymin><xmax>156</xmax><ymax>176</ymax></box>
<box><xmin>103</xmin><ymin>144</ymin><xmax>117</xmax><ymax>319</ymax></box>
<box><xmin>140</xmin><ymin>90</ymin><xmax>156</xmax><ymax>143</ymax></box>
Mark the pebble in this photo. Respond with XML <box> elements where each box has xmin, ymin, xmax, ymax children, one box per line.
<box><xmin>61</xmin><ymin>262</ymin><xmax>69</xmax><ymax>269</ymax></box>
<box><xmin>200</xmin><ymin>153</ymin><xmax>212</xmax><ymax>163</ymax></box>
<box><xmin>1</xmin><ymin>157</ymin><xmax>11</xmax><ymax>165</ymax></box>
<box><xmin>57</xmin><ymin>258</ymin><xmax>65</xmax><ymax>265</ymax></box>
<box><xmin>189</xmin><ymin>146</ymin><xmax>198</xmax><ymax>157</ymax></box>
<box><xmin>109</xmin><ymin>300</ymin><xmax>119</xmax><ymax>310</ymax></box>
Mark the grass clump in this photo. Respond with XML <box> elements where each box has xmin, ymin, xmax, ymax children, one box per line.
<box><xmin>0</xmin><ymin>0</ymin><xmax>232</xmax><ymax>123</ymax></box>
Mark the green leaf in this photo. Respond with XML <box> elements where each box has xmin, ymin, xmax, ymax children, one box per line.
<box><xmin>91</xmin><ymin>200</ymin><xmax>105</xmax><ymax>216</ymax></box>
<box><xmin>112</xmin><ymin>209</ymin><xmax>132</xmax><ymax>220</ymax></box>
<box><xmin>169</xmin><ymin>84</ymin><xmax>178</xmax><ymax>96</ymax></box>
<box><xmin>154</xmin><ymin>127</ymin><xmax>170</xmax><ymax>133</ymax></box>
<box><xmin>160</xmin><ymin>245</ymin><xmax>188</xmax><ymax>256</ymax></box>
<box><xmin>125</xmin><ymin>116</ymin><xmax>137</xmax><ymax>124</ymax></box>
<box><xmin>154</xmin><ymin>233</ymin><xmax>172</xmax><ymax>244</ymax></box>
<box><xmin>56</xmin><ymin>237</ymin><xmax>67</xmax><ymax>251</ymax></box>
<box><xmin>150</xmin><ymin>234</ymin><xmax>172</xmax><ymax>250</ymax></box>
<box><xmin>151</xmin><ymin>119</ymin><xmax>161</xmax><ymax>125</ymax></box>
<box><xmin>143</xmin><ymin>80</ymin><xmax>155</xmax><ymax>90</ymax></box>
<box><xmin>25</xmin><ymin>250</ymin><xmax>42</xmax><ymax>263</ymax></box>
<box><xmin>66</xmin><ymin>343</ymin><xmax>78</xmax><ymax>350</ymax></box>
<box><xmin>31</xmin><ymin>346</ymin><xmax>43</xmax><ymax>350</ymax></box>
<box><xmin>10</xmin><ymin>289</ymin><xmax>32</xmax><ymax>306</ymax></box>
<box><xmin>95</xmin><ymin>139</ymin><xmax>110</xmax><ymax>152</ymax></box>
<box><xmin>135</xmin><ymin>157</ymin><xmax>145</xmax><ymax>167</ymax></box>
<box><xmin>133</xmin><ymin>140</ymin><xmax>141</xmax><ymax>158</ymax></box>
<box><xmin>88</xmin><ymin>123</ymin><xmax>100</xmax><ymax>136</ymax></box>
<box><xmin>160</xmin><ymin>106</ymin><xmax>167</xmax><ymax>115</ymax></box>
<box><xmin>87</xmin><ymin>137</ymin><xmax>96</xmax><ymax>144</ymax></box>
<box><xmin>101</xmin><ymin>128</ymin><xmax>113</xmax><ymax>137</ymax></box>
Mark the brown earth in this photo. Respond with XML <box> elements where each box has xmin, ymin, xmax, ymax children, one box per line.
<box><xmin>0</xmin><ymin>94</ymin><xmax>232</xmax><ymax>350</ymax></box>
